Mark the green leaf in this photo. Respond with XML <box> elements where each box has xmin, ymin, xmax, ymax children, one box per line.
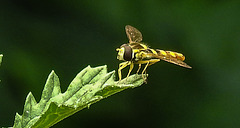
<box><xmin>11</xmin><ymin>65</ymin><xmax>145</xmax><ymax>128</ymax></box>
<box><xmin>0</xmin><ymin>54</ymin><xmax>2</xmax><ymax>82</ymax></box>
<box><xmin>0</xmin><ymin>54</ymin><xmax>3</xmax><ymax>66</ymax></box>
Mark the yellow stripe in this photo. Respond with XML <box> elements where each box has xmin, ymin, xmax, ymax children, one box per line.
<box><xmin>150</xmin><ymin>49</ymin><xmax>158</xmax><ymax>55</ymax></box>
<box><xmin>175</xmin><ymin>53</ymin><xmax>183</xmax><ymax>57</ymax></box>
<box><xmin>139</xmin><ymin>43</ymin><xmax>148</xmax><ymax>49</ymax></box>
<box><xmin>169</xmin><ymin>51</ymin><xmax>176</xmax><ymax>57</ymax></box>
<box><xmin>159</xmin><ymin>50</ymin><xmax>167</xmax><ymax>56</ymax></box>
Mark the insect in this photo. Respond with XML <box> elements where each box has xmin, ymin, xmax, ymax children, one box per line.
<box><xmin>116</xmin><ymin>25</ymin><xmax>192</xmax><ymax>81</ymax></box>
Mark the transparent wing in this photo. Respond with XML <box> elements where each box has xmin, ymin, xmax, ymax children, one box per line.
<box><xmin>150</xmin><ymin>52</ymin><xmax>192</xmax><ymax>68</ymax></box>
<box><xmin>125</xmin><ymin>25</ymin><xmax>143</xmax><ymax>43</ymax></box>
<box><xmin>159</xmin><ymin>56</ymin><xmax>192</xmax><ymax>68</ymax></box>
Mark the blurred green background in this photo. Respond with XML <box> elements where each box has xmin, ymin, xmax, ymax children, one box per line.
<box><xmin>1</xmin><ymin>0</ymin><xmax>240</xmax><ymax>128</ymax></box>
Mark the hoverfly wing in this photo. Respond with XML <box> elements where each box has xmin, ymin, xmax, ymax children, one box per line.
<box><xmin>152</xmin><ymin>50</ymin><xmax>192</xmax><ymax>69</ymax></box>
<box><xmin>159</xmin><ymin>56</ymin><xmax>192</xmax><ymax>68</ymax></box>
<box><xmin>125</xmin><ymin>25</ymin><xmax>143</xmax><ymax>43</ymax></box>
<box><xmin>129</xmin><ymin>42</ymin><xmax>148</xmax><ymax>50</ymax></box>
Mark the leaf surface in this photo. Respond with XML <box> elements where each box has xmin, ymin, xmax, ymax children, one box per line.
<box><xmin>11</xmin><ymin>65</ymin><xmax>145</xmax><ymax>128</ymax></box>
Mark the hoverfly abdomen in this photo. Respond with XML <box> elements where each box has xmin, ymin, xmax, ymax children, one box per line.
<box><xmin>165</xmin><ymin>51</ymin><xmax>185</xmax><ymax>61</ymax></box>
<box><xmin>156</xmin><ymin>49</ymin><xmax>167</xmax><ymax>56</ymax></box>
<box><xmin>174</xmin><ymin>52</ymin><xmax>185</xmax><ymax>61</ymax></box>
<box><xmin>156</xmin><ymin>49</ymin><xmax>185</xmax><ymax>61</ymax></box>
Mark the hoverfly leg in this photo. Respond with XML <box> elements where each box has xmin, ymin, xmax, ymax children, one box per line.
<box><xmin>136</xmin><ymin>64</ymin><xmax>141</xmax><ymax>74</ymax></box>
<box><xmin>139</xmin><ymin>59</ymin><xmax>160</xmax><ymax>83</ymax></box>
<box><xmin>126</xmin><ymin>62</ymin><xmax>134</xmax><ymax>78</ymax></box>
<box><xmin>118</xmin><ymin>61</ymin><xmax>131</xmax><ymax>81</ymax></box>
<box><xmin>142</xmin><ymin>62</ymin><xmax>149</xmax><ymax>82</ymax></box>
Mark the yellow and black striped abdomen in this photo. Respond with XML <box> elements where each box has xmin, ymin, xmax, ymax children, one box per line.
<box><xmin>155</xmin><ymin>49</ymin><xmax>192</xmax><ymax>68</ymax></box>
<box><xmin>157</xmin><ymin>50</ymin><xmax>185</xmax><ymax>61</ymax></box>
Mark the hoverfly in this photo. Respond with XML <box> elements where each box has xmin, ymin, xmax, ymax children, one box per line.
<box><xmin>116</xmin><ymin>25</ymin><xmax>192</xmax><ymax>81</ymax></box>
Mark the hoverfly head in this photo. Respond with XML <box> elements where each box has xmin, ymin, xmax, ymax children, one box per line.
<box><xmin>116</xmin><ymin>44</ymin><xmax>133</xmax><ymax>61</ymax></box>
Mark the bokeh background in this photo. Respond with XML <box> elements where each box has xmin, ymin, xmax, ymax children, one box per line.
<box><xmin>1</xmin><ymin>0</ymin><xmax>240</xmax><ymax>128</ymax></box>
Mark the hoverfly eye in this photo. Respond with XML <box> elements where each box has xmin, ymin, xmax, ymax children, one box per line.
<box><xmin>122</xmin><ymin>44</ymin><xmax>133</xmax><ymax>61</ymax></box>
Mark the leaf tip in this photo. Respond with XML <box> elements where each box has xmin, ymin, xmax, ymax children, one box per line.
<box><xmin>24</xmin><ymin>92</ymin><xmax>37</xmax><ymax>107</ymax></box>
<box><xmin>50</xmin><ymin>70</ymin><xmax>56</xmax><ymax>75</ymax></box>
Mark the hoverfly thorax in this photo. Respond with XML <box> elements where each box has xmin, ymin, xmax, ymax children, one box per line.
<box><xmin>116</xmin><ymin>44</ymin><xmax>134</xmax><ymax>61</ymax></box>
